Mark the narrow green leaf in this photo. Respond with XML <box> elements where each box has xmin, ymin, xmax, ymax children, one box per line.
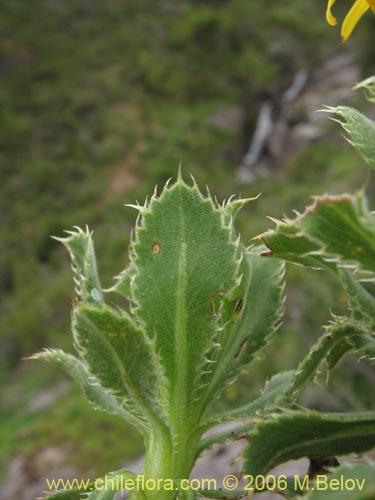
<box><xmin>53</xmin><ymin>226</ymin><xmax>103</xmax><ymax>306</ymax></box>
<box><xmin>302</xmin><ymin>462</ymin><xmax>375</xmax><ymax>500</ymax></box>
<box><xmin>236</xmin><ymin>252</ymin><xmax>285</xmax><ymax>364</ymax></box>
<box><xmin>201</xmin><ymin>252</ymin><xmax>285</xmax><ymax>412</ymax></box>
<box><xmin>243</xmin><ymin>411</ymin><xmax>375</xmax><ymax>477</ymax></box>
<box><xmin>30</xmin><ymin>349</ymin><xmax>140</xmax><ymax>424</ymax></box>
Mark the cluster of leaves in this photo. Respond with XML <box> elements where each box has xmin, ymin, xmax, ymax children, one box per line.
<box><xmin>33</xmin><ymin>170</ymin><xmax>287</xmax><ymax>499</ymax></box>
<box><xmin>0</xmin><ymin>0</ymin><xmax>339</xmax><ymax>369</ymax></box>
<box><xmin>34</xmin><ymin>78</ymin><xmax>375</xmax><ymax>499</ymax></box>
<box><xmin>4</xmin><ymin>1</ymin><xmax>374</xmax><ymax>480</ymax></box>
<box><xmin>240</xmin><ymin>77</ymin><xmax>375</xmax><ymax>498</ymax></box>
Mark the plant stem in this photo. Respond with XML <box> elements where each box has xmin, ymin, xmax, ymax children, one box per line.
<box><xmin>139</xmin><ymin>425</ymin><xmax>202</xmax><ymax>500</ymax></box>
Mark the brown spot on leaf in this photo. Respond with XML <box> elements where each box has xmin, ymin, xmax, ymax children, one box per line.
<box><xmin>151</xmin><ymin>241</ymin><xmax>162</xmax><ymax>255</ymax></box>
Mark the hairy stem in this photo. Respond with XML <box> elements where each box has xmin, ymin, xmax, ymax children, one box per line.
<box><xmin>277</xmin><ymin>320</ymin><xmax>368</xmax><ymax>406</ymax></box>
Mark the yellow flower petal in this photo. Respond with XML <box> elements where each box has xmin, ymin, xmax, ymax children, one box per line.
<box><xmin>367</xmin><ymin>0</ymin><xmax>375</xmax><ymax>13</ymax></box>
<box><xmin>341</xmin><ymin>0</ymin><xmax>370</xmax><ymax>42</ymax></box>
<box><xmin>326</xmin><ymin>0</ymin><xmax>338</xmax><ymax>26</ymax></box>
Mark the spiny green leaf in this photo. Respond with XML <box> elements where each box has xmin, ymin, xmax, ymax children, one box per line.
<box><xmin>236</xmin><ymin>252</ymin><xmax>285</xmax><ymax>364</ymax></box>
<box><xmin>200</xmin><ymin>252</ymin><xmax>285</xmax><ymax>413</ymax></box>
<box><xmin>131</xmin><ymin>179</ymin><xmax>239</xmax><ymax>426</ymax></box>
<box><xmin>30</xmin><ymin>349</ymin><xmax>139</xmax><ymax>424</ymax></box>
<box><xmin>301</xmin><ymin>462</ymin><xmax>375</xmax><ymax>500</ymax></box>
<box><xmin>72</xmin><ymin>304</ymin><xmax>167</xmax><ymax>429</ymax></box>
<box><xmin>323</xmin><ymin>104</ymin><xmax>375</xmax><ymax>171</ymax></box>
<box><xmin>262</xmin><ymin>193</ymin><xmax>375</xmax><ymax>273</ymax></box>
<box><xmin>192</xmin><ymin>245</ymin><xmax>251</xmax><ymax>412</ymax></box>
<box><xmin>36</xmin><ymin>175</ymin><xmax>292</xmax><ymax>485</ymax></box>
<box><xmin>53</xmin><ymin>226</ymin><xmax>103</xmax><ymax>306</ymax></box>
<box><xmin>243</xmin><ymin>411</ymin><xmax>375</xmax><ymax>477</ymax></box>
<box><xmin>299</xmin><ymin>194</ymin><xmax>375</xmax><ymax>272</ymax></box>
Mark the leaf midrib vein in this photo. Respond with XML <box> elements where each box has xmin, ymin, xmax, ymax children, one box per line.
<box><xmin>174</xmin><ymin>196</ymin><xmax>188</xmax><ymax>428</ymax></box>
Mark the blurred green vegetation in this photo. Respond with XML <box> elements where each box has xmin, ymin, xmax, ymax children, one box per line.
<box><xmin>1</xmin><ymin>0</ymin><xmax>374</xmax><ymax>479</ymax></box>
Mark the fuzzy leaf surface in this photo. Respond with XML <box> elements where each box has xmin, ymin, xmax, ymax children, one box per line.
<box><xmin>201</xmin><ymin>252</ymin><xmax>285</xmax><ymax>412</ymax></box>
<box><xmin>259</xmin><ymin>223</ymin><xmax>328</xmax><ymax>269</ymax></box>
<box><xmin>131</xmin><ymin>181</ymin><xmax>238</xmax><ymax>425</ymax></box>
<box><xmin>236</xmin><ymin>253</ymin><xmax>285</xmax><ymax>363</ymax></box>
<box><xmin>243</xmin><ymin>412</ymin><xmax>375</xmax><ymax>477</ymax></box>
<box><xmin>54</xmin><ymin>227</ymin><xmax>104</xmax><ymax>305</ymax></box>
<box><xmin>298</xmin><ymin>194</ymin><xmax>375</xmax><ymax>272</ymax></box>
<box><xmin>72</xmin><ymin>304</ymin><xmax>166</xmax><ymax>428</ymax></box>
<box><xmin>262</xmin><ymin>194</ymin><xmax>375</xmax><ymax>273</ymax></box>
<box><xmin>32</xmin><ymin>349</ymin><xmax>137</xmax><ymax>422</ymax></box>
